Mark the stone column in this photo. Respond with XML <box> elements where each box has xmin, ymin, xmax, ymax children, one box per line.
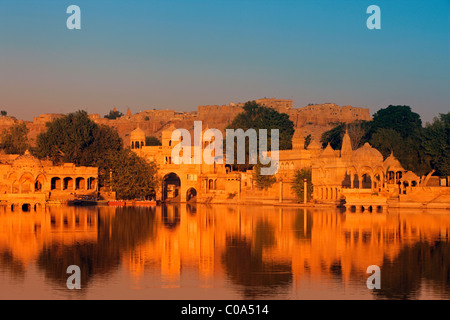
<box><xmin>279</xmin><ymin>180</ymin><xmax>283</xmax><ymax>203</ymax></box>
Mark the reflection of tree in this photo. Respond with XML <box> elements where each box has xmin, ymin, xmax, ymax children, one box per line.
<box><xmin>222</xmin><ymin>220</ymin><xmax>292</xmax><ymax>299</ymax></box>
<box><xmin>37</xmin><ymin>207</ymin><xmax>157</xmax><ymax>288</ymax></box>
<box><xmin>0</xmin><ymin>251</ymin><xmax>26</xmax><ymax>279</ymax></box>
<box><xmin>375</xmin><ymin>241</ymin><xmax>450</xmax><ymax>300</ymax></box>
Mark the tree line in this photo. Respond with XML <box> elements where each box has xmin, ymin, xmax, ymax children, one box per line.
<box><xmin>320</xmin><ymin>105</ymin><xmax>449</xmax><ymax>176</ymax></box>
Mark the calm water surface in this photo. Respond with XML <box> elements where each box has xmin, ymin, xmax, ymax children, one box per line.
<box><xmin>0</xmin><ymin>204</ymin><xmax>449</xmax><ymax>300</ymax></box>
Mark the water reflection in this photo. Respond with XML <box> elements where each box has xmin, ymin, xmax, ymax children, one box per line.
<box><xmin>0</xmin><ymin>204</ymin><xmax>449</xmax><ymax>299</ymax></box>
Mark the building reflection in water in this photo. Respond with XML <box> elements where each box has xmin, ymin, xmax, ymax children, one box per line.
<box><xmin>0</xmin><ymin>204</ymin><xmax>449</xmax><ymax>299</ymax></box>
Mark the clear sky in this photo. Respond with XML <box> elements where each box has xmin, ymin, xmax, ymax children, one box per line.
<box><xmin>0</xmin><ymin>0</ymin><xmax>449</xmax><ymax>123</ymax></box>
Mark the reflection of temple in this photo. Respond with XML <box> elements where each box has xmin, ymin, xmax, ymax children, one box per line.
<box><xmin>0</xmin><ymin>206</ymin><xmax>98</xmax><ymax>266</ymax></box>
<box><xmin>1</xmin><ymin>205</ymin><xmax>449</xmax><ymax>298</ymax></box>
<box><xmin>121</xmin><ymin>204</ymin><xmax>450</xmax><ymax>298</ymax></box>
<box><xmin>0</xmin><ymin>151</ymin><xmax>98</xmax><ymax>208</ymax></box>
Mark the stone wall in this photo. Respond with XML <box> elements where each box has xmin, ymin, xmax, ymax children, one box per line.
<box><xmin>4</xmin><ymin>99</ymin><xmax>371</xmax><ymax>147</ymax></box>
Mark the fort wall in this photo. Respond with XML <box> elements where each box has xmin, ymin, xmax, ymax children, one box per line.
<box><xmin>1</xmin><ymin>99</ymin><xmax>371</xmax><ymax>147</ymax></box>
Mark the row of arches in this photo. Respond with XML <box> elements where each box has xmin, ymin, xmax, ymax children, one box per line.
<box><xmin>50</xmin><ymin>177</ymin><xmax>97</xmax><ymax>191</ymax></box>
<box><xmin>279</xmin><ymin>162</ymin><xmax>295</xmax><ymax>171</ymax></box>
<box><xmin>131</xmin><ymin>141</ymin><xmax>145</xmax><ymax>149</ymax></box>
<box><xmin>8</xmin><ymin>173</ymin><xmax>97</xmax><ymax>194</ymax></box>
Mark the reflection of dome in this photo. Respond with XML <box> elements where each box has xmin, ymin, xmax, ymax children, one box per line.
<box><xmin>131</xmin><ymin>126</ymin><xmax>146</xmax><ymax>141</ymax></box>
<box><xmin>351</xmin><ymin>143</ymin><xmax>383</xmax><ymax>163</ymax></box>
<box><xmin>383</xmin><ymin>152</ymin><xmax>404</xmax><ymax>171</ymax></box>
<box><xmin>13</xmin><ymin>150</ymin><xmax>42</xmax><ymax>167</ymax></box>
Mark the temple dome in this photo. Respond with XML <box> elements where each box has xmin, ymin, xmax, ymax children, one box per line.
<box><xmin>383</xmin><ymin>152</ymin><xmax>404</xmax><ymax>171</ymax></box>
<box><xmin>130</xmin><ymin>126</ymin><xmax>146</xmax><ymax>141</ymax></box>
<box><xmin>351</xmin><ymin>142</ymin><xmax>383</xmax><ymax>163</ymax></box>
<box><xmin>13</xmin><ymin>150</ymin><xmax>42</xmax><ymax>167</ymax></box>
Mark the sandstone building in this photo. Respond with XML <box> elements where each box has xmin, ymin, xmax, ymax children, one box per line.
<box><xmin>0</xmin><ymin>151</ymin><xmax>98</xmax><ymax>210</ymax></box>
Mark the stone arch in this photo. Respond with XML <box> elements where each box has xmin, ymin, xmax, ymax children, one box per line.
<box><xmin>186</xmin><ymin>188</ymin><xmax>197</xmax><ymax>202</ymax></box>
<box><xmin>63</xmin><ymin>177</ymin><xmax>74</xmax><ymax>190</ymax></box>
<box><xmin>346</xmin><ymin>166</ymin><xmax>358</xmax><ymax>188</ymax></box>
<box><xmin>76</xmin><ymin>177</ymin><xmax>86</xmax><ymax>190</ymax></box>
<box><xmin>12</xmin><ymin>181</ymin><xmax>20</xmax><ymax>194</ymax></box>
<box><xmin>373</xmin><ymin>166</ymin><xmax>385</xmax><ymax>189</ymax></box>
<box><xmin>361</xmin><ymin>174</ymin><xmax>373</xmax><ymax>189</ymax></box>
<box><xmin>35</xmin><ymin>174</ymin><xmax>46</xmax><ymax>192</ymax></box>
<box><xmin>163</xmin><ymin>172</ymin><xmax>181</xmax><ymax>201</ymax></box>
<box><xmin>51</xmin><ymin>177</ymin><xmax>62</xmax><ymax>190</ymax></box>
<box><xmin>19</xmin><ymin>173</ymin><xmax>35</xmax><ymax>194</ymax></box>
<box><xmin>87</xmin><ymin>177</ymin><xmax>97</xmax><ymax>190</ymax></box>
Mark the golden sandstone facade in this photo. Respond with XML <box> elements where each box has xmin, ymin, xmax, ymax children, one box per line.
<box><xmin>131</xmin><ymin>125</ymin><xmax>449</xmax><ymax>210</ymax></box>
<box><xmin>0</xmin><ymin>151</ymin><xmax>98</xmax><ymax>210</ymax></box>
<box><xmin>0</xmin><ymin>98</ymin><xmax>447</xmax><ymax>210</ymax></box>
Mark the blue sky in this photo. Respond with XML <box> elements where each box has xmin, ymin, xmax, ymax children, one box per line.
<box><xmin>0</xmin><ymin>0</ymin><xmax>449</xmax><ymax>123</ymax></box>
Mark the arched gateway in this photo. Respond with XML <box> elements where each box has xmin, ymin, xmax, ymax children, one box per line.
<box><xmin>163</xmin><ymin>173</ymin><xmax>181</xmax><ymax>202</ymax></box>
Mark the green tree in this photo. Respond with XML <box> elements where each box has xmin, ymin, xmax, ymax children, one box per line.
<box><xmin>0</xmin><ymin>110</ymin><xmax>7</xmax><ymax>117</ymax></box>
<box><xmin>370</xmin><ymin>128</ymin><xmax>404</xmax><ymax>158</ymax></box>
<box><xmin>367</xmin><ymin>106</ymin><xmax>430</xmax><ymax>175</ymax></box>
<box><xmin>106</xmin><ymin>149</ymin><xmax>159</xmax><ymax>200</ymax></box>
<box><xmin>146</xmin><ymin>136</ymin><xmax>162</xmax><ymax>146</ymax></box>
<box><xmin>422</xmin><ymin>113</ymin><xmax>450</xmax><ymax>176</ymax></box>
<box><xmin>0</xmin><ymin>122</ymin><xmax>29</xmax><ymax>154</ymax></box>
<box><xmin>226</xmin><ymin>100</ymin><xmax>294</xmax><ymax>171</ymax></box>
<box><xmin>226</xmin><ymin>101</ymin><xmax>294</xmax><ymax>190</ymax></box>
<box><xmin>321</xmin><ymin>121</ymin><xmax>370</xmax><ymax>149</ymax></box>
<box><xmin>34</xmin><ymin>110</ymin><xmax>126</xmax><ymax>188</ymax></box>
<box><xmin>369</xmin><ymin>105</ymin><xmax>422</xmax><ymax>139</ymax></box>
<box><xmin>320</xmin><ymin>123</ymin><xmax>346</xmax><ymax>149</ymax></box>
<box><xmin>104</xmin><ymin>109</ymin><xmax>123</xmax><ymax>119</ymax></box>
<box><xmin>34</xmin><ymin>110</ymin><xmax>122</xmax><ymax>167</ymax></box>
<box><xmin>291</xmin><ymin>168</ymin><xmax>313</xmax><ymax>203</ymax></box>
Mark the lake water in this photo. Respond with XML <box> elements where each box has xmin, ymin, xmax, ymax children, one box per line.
<box><xmin>0</xmin><ymin>204</ymin><xmax>449</xmax><ymax>300</ymax></box>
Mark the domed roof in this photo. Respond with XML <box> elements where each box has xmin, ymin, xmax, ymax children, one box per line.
<box><xmin>383</xmin><ymin>152</ymin><xmax>404</xmax><ymax>171</ymax></box>
<box><xmin>351</xmin><ymin>142</ymin><xmax>383</xmax><ymax>163</ymax></box>
<box><xmin>131</xmin><ymin>126</ymin><xmax>146</xmax><ymax>140</ymax></box>
<box><xmin>401</xmin><ymin>171</ymin><xmax>420</xmax><ymax>182</ymax></box>
<box><xmin>13</xmin><ymin>150</ymin><xmax>42</xmax><ymax>167</ymax></box>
